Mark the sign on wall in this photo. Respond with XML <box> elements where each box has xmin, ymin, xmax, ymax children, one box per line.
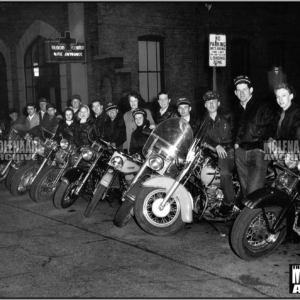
<box><xmin>45</xmin><ymin>31</ymin><xmax>85</xmax><ymax>63</ymax></box>
<box><xmin>209</xmin><ymin>34</ymin><xmax>226</xmax><ymax>67</ymax></box>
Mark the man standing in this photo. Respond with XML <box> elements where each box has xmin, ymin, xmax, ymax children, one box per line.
<box><xmin>203</xmin><ymin>91</ymin><xmax>236</xmax><ymax>217</ymax></box>
<box><xmin>233</xmin><ymin>75</ymin><xmax>275</xmax><ymax>197</ymax></box>
<box><xmin>103</xmin><ymin>103</ymin><xmax>126</xmax><ymax>149</ymax></box>
<box><xmin>176</xmin><ymin>97</ymin><xmax>198</xmax><ymax>134</ymax></box>
<box><xmin>70</xmin><ymin>94</ymin><xmax>81</xmax><ymax>121</ymax></box>
<box><xmin>37</xmin><ymin>98</ymin><xmax>49</xmax><ymax>123</ymax></box>
<box><xmin>154</xmin><ymin>91</ymin><xmax>178</xmax><ymax>124</ymax></box>
<box><xmin>91</xmin><ymin>99</ymin><xmax>106</xmax><ymax>140</ymax></box>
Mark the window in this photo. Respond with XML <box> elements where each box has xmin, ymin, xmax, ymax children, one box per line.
<box><xmin>231</xmin><ymin>38</ymin><xmax>251</xmax><ymax>80</ymax></box>
<box><xmin>24</xmin><ymin>36</ymin><xmax>61</xmax><ymax>110</ymax></box>
<box><xmin>138</xmin><ymin>35</ymin><xmax>165</xmax><ymax>102</ymax></box>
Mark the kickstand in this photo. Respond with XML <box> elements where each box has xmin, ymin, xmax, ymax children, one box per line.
<box><xmin>204</xmin><ymin>219</ymin><xmax>227</xmax><ymax>237</ymax></box>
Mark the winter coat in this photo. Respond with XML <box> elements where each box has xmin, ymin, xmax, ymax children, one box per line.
<box><xmin>103</xmin><ymin>113</ymin><xmax>126</xmax><ymax>148</ymax></box>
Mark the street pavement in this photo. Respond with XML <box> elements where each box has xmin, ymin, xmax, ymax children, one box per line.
<box><xmin>0</xmin><ymin>184</ymin><xmax>299</xmax><ymax>298</ymax></box>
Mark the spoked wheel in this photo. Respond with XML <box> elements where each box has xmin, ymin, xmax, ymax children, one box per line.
<box><xmin>10</xmin><ymin>164</ymin><xmax>39</xmax><ymax>196</ymax></box>
<box><xmin>53</xmin><ymin>180</ymin><xmax>79</xmax><ymax>209</ymax></box>
<box><xmin>0</xmin><ymin>163</ymin><xmax>10</xmax><ymax>183</ymax></box>
<box><xmin>134</xmin><ymin>187</ymin><xmax>185</xmax><ymax>236</ymax></box>
<box><xmin>30</xmin><ymin>166</ymin><xmax>61</xmax><ymax>202</ymax></box>
<box><xmin>230</xmin><ymin>206</ymin><xmax>286</xmax><ymax>261</ymax></box>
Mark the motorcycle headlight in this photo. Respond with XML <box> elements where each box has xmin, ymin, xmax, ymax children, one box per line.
<box><xmin>111</xmin><ymin>156</ymin><xmax>124</xmax><ymax>169</ymax></box>
<box><xmin>149</xmin><ymin>156</ymin><xmax>164</xmax><ymax>171</ymax></box>
<box><xmin>82</xmin><ymin>149</ymin><xmax>94</xmax><ymax>161</ymax></box>
<box><xmin>36</xmin><ymin>145</ymin><xmax>45</xmax><ymax>156</ymax></box>
<box><xmin>60</xmin><ymin>139</ymin><xmax>69</xmax><ymax>150</ymax></box>
<box><xmin>284</xmin><ymin>153</ymin><xmax>298</xmax><ymax>169</ymax></box>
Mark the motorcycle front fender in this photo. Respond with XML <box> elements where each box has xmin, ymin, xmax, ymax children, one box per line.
<box><xmin>142</xmin><ymin>176</ymin><xmax>194</xmax><ymax>223</ymax></box>
<box><xmin>100</xmin><ymin>169</ymin><xmax>116</xmax><ymax>187</ymax></box>
<box><xmin>61</xmin><ymin>167</ymin><xmax>87</xmax><ymax>185</ymax></box>
<box><xmin>243</xmin><ymin>187</ymin><xmax>293</xmax><ymax>209</ymax></box>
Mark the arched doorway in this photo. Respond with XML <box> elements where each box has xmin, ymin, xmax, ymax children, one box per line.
<box><xmin>24</xmin><ymin>36</ymin><xmax>61</xmax><ymax>111</ymax></box>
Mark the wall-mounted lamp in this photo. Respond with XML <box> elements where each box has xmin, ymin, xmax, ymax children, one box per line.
<box><xmin>33</xmin><ymin>62</ymin><xmax>39</xmax><ymax>77</ymax></box>
<box><xmin>204</xmin><ymin>3</ymin><xmax>212</xmax><ymax>11</ymax></box>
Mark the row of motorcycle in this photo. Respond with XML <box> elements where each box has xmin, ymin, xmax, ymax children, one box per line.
<box><xmin>0</xmin><ymin>116</ymin><xmax>299</xmax><ymax>261</ymax></box>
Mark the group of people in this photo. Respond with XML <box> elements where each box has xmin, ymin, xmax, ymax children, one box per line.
<box><xmin>203</xmin><ymin>75</ymin><xmax>300</xmax><ymax>218</ymax></box>
<box><xmin>1</xmin><ymin>75</ymin><xmax>299</xmax><ymax>221</ymax></box>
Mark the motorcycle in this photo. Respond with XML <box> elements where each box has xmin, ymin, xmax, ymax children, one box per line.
<box><xmin>84</xmin><ymin>140</ymin><xmax>142</xmax><ymax>217</ymax></box>
<box><xmin>114</xmin><ymin>117</ymin><xmax>194</xmax><ymax>229</ymax></box>
<box><xmin>29</xmin><ymin>138</ymin><xmax>80</xmax><ymax>202</ymax></box>
<box><xmin>0</xmin><ymin>128</ymin><xmax>27</xmax><ymax>187</ymax></box>
<box><xmin>53</xmin><ymin>131</ymin><xmax>110</xmax><ymax>209</ymax></box>
<box><xmin>230</xmin><ymin>145</ymin><xmax>300</xmax><ymax>261</ymax></box>
<box><xmin>9</xmin><ymin>126</ymin><xmax>59</xmax><ymax>197</ymax></box>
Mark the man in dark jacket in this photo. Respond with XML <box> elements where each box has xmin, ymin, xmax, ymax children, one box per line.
<box><xmin>103</xmin><ymin>103</ymin><xmax>126</xmax><ymax>149</ymax></box>
<box><xmin>176</xmin><ymin>97</ymin><xmax>199</xmax><ymax>135</ymax></box>
<box><xmin>203</xmin><ymin>91</ymin><xmax>236</xmax><ymax>217</ymax></box>
<box><xmin>233</xmin><ymin>75</ymin><xmax>275</xmax><ymax>198</ymax></box>
<box><xmin>154</xmin><ymin>91</ymin><xmax>179</xmax><ymax>124</ymax></box>
<box><xmin>91</xmin><ymin>99</ymin><xmax>106</xmax><ymax>141</ymax></box>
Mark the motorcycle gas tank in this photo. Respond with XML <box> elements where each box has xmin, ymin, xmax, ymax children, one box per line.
<box><xmin>108</xmin><ymin>151</ymin><xmax>140</xmax><ymax>173</ymax></box>
<box><xmin>201</xmin><ymin>164</ymin><xmax>220</xmax><ymax>185</ymax></box>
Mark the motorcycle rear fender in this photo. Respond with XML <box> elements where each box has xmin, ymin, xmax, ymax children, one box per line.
<box><xmin>141</xmin><ymin>176</ymin><xmax>194</xmax><ymax>223</ymax></box>
<box><xmin>61</xmin><ymin>167</ymin><xmax>87</xmax><ymax>185</ymax></box>
<box><xmin>243</xmin><ymin>187</ymin><xmax>293</xmax><ymax>209</ymax></box>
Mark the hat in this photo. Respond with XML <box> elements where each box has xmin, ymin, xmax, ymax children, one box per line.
<box><xmin>39</xmin><ymin>98</ymin><xmax>48</xmax><ymax>103</ymax></box>
<box><xmin>203</xmin><ymin>91</ymin><xmax>219</xmax><ymax>102</ymax></box>
<box><xmin>8</xmin><ymin>108</ymin><xmax>17</xmax><ymax>114</ymax></box>
<box><xmin>71</xmin><ymin>94</ymin><xmax>81</xmax><ymax>101</ymax></box>
<box><xmin>132</xmin><ymin>108</ymin><xmax>146</xmax><ymax>118</ymax></box>
<box><xmin>105</xmin><ymin>103</ymin><xmax>118</xmax><ymax>112</ymax></box>
<box><xmin>46</xmin><ymin>103</ymin><xmax>56</xmax><ymax>110</ymax></box>
<box><xmin>234</xmin><ymin>75</ymin><xmax>252</xmax><ymax>86</ymax></box>
<box><xmin>176</xmin><ymin>97</ymin><xmax>191</xmax><ymax>107</ymax></box>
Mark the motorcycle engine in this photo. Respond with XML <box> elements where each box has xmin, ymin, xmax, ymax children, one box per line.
<box><xmin>206</xmin><ymin>185</ymin><xmax>224</xmax><ymax>201</ymax></box>
<box><xmin>275</xmin><ymin>171</ymin><xmax>298</xmax><ymax>194</ymax></box>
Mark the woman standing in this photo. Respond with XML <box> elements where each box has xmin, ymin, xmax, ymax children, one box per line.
<box><xmin>57</xmin><ymin>108</ymin><xmax>76</xmax><ymax>142</ymax></box>
<box><xmin>73</xmin><ymin>105</ymin><xmax>94</xmax><ymax>146</ymax></box>
<box><xmin>123</xmin><ymin>91</ymin><xmax>155</xmax><ymax>154</ymax></box>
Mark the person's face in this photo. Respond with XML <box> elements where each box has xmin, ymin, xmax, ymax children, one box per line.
<box><xmin>129</xmin><ymin>96</ymin><xmax>139</xmax><ymax>110</ymax></box>
<box><xmin>92</xmin><ymin>102</ymin><xmax>103</xmax><ymax>115</ymax></box>
<box><xmin>134</xmin><ymin>114</ymin><xmax>144</xmax><ymax>126</ymax></box>
<box><xmin>39</xmin><ymin>102</ymin><xmax>47</xmax><ymax>112</ymax></box>
<box><xmin>27</xmin><ymin>106</ymin><xmax>36</xmax><ymax>116</ymax></box>
<box><xmin>205</xmin><ymin>99</ymin><xmax>219</xmax><ymax>113</ymax></box>
<box><xmin>178</xmin><ymin>104</ymin><xmax>191</xmax><ymax>118</ymax></box>
<box><xmin>80</xmin><ymin>107</ymin><xmax>89</xmax><ymax>119</ymax></box>
<box><xmin>276</xmin><ymin>88</ymin><xmax>293</xmax><ymax>111</ymax></box>
<box><xmin>9</xmin><ymin>112</ymin><xmax>16</xmax><ymax>119</ymax></box>
<box><xmin>47</xmin><ymin>108</ymin><xmax>56</xmax><ymax>117</ymax></box>
<box><xmin>72</xmin><ymin>99</ymin><xmax>81</xmax><ymax>109</ymax></box>
<box><xmin>235</xmin><ymin>83</ymin><xmax>253</xmax><ymax>103</ymax></box>
<box><xmin>107</xmin><ymin>108</ymin><xmax>118</xmax><ymax>121</ymax></box>
<box><xmin>65</xmin><ymin>110</ymin><xmax>73</xmax><ymax>121</ymax></box>
<box><xmin>158</xmin><ymin>94</ymin><xmax>170</xmax><ymax>109</ymax></box>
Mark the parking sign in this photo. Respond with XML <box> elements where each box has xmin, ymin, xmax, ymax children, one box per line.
<box><xmin>209</xmin><ymin>34</ymin><xmax>226</xmax><ymax>67</ymax></box>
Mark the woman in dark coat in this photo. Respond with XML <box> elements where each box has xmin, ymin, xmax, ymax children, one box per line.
<box><xmin>57</xmin><ymin>108</ymin><xmax>76</xmax><ymax>142</ymax></box>
<box><xmin>73</xmin><ymin>105</ymin><xmax>95</xmax><ymax>147</ymax></box>
<box><xmin>129</xmin><ymin>108</ymin><xmax>151</xmax><ymax>157</ymax></box>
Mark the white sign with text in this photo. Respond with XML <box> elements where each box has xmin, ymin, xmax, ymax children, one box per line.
<box><xmin>209</xmin><ymin>34</ymin><xmax>226</xmax><ymax>67</ymax></box>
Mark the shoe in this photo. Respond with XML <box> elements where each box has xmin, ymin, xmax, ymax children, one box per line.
<box><xmin>218</xmin><ymin>204</ymin><xmax>234</xmax><ymax>217</ymax></box>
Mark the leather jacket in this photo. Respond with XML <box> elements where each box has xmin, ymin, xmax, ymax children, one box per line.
<box><xmin>154</xmin><ymin>105</ymin><xmax>179</xmax><ymax>124</ymax></box>
<box><xmin>204</xmin><ymin>107</ymin><xmax>235</xmax><ymax>151</ymax></box>
<box><xmin>103</xmin><ymin>113</ymin><xmax>126</xmax><ymax>148</ymax></box>
<box><xmin>234</xmin><ymin>96</ymin><xmax>276</xmax><ymax>150</ymax></box>
<box><xmin>275</xmin><ymin>102</ymin><xmax>300</xmax><ymax>144</ymax></box>
<box><xmin>57</xmin><ymin>119</ymin><xmax>76</xmax><ymax>142</ymax></box>
<box><xmin>73</xmin><ymin>117</ymin><xmax>95</xmax><ymax>147</ymax></box>
<box><xmin>92</xmin><ymin>111</ymin><xmax>107</xmax><ymax>141</ymax></box>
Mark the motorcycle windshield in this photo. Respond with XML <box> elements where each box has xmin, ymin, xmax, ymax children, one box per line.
<box><xmin>142</xmin><ymin>118</ymin><xmax>193</xmax><ymax>159</ymax></box>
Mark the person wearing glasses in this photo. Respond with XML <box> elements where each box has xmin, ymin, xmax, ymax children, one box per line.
<box><xmin>233</xmin><ymin>75</ymin><xmax>275</xmax><ymax>198</ymax></box>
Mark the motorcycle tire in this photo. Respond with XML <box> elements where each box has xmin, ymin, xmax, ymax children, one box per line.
<box><xmin>230</xmin><ymin>206</ymin><xmax>286</xmax><ymax>261</ymax></box>
<box><xmin>30</xmin><ymin>166</ymin><xmax>60</xmax><ymax>202</ymax></box>
<box><xmin>84</xmin><ymin>184</ymin><xmax>107</xmax><ymax>217</ymax></box>
<box><xmin>5</xmin><ymin>167</ymin><xmax>17</xmax><ymax>190</ymax></box>
<box><xmin>53</xmin><ymin>180</ymin><xmax>79</xmax><ymax>209</ymax></box>
<box><xmin>113</xmin><ymin>199</ymin><xmax>134</xmax><ymax>228</ymax></box>
<box><xmin>134</xmin><ymin>187</ymin><xmax>185</xmax><ymax>236</ymax></box>
<box><xmin>0</xmin><ymin>163</ymin><xmax>9</xmax><ymax>183</ymax></box>
<box><xmin>10</xmin><ymin>164</ymin><xmax>39</xmax><ymax>197</ymax></box>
